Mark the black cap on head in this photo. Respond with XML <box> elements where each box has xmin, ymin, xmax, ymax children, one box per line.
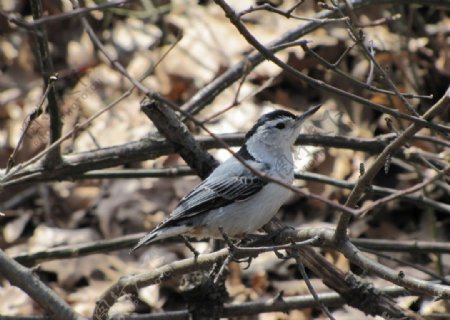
<box><xmin>245</xmin><ymin>110</ymin><xmax>296</xmax><ymax>140</ymax></box>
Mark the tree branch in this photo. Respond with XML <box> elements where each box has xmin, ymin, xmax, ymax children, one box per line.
<box><xmin>182</xmin><ymin>0</ymin><xmax>450</xmax><ymax>117</ymax></box>
<box><xmin>1</xmin><ymin>0</ymin><xmax>130</xmax><ymax>30</ymax></box>
<box><xmin>52</xmin><ymin>167</ymin><xmax>448</xmax><ymax>214</ymax></box>
<box><xmin>210</xmin><ymin>0</ymin><xmax>450</xmax><ymax>135</ymax></box>
<box><xmin>140</xmin><ymin>98</ymin><xmax>218</xmax><ymax>179</ymax></box>
<box><xmin>0</xmin><ymin>249</ymin><xmax>80</xmax><ymax>320</ymax></box>
<box><xmin>335</xmin><ymin>87</ymin><xmax>450</xmax><ymax>242</ymax></box>
<box><xmin>94</xmin><ymin>224</ymin><xmax>434</xmax><ymax>319</ymax></box>
<box><xmin>11</xmin><ymin>229</ymin><xmax>450</xmax><ymax>268</ymax></box>
<box><xmin>0</xmin><ymin>287</ymin><xmax>411</xmax><ymax>320</ymax></box>
<box><xmin>1</xmin><ymin>132</ymin><xmax>446</xmax><ymax>189</ymax></box>
<box><xmin>331</xmin><ymin>0</ymin><xmax>420</xmax><ymax>117</ymax></box>
<box><xmin>286</xmin><ymin>228</ymin><xmax>450</xmax><ymax>299</ymax></box>
<box><xmin>30</xmin><ymin>0</ymin><xmax>62</xmax><ymax>167</ymax></box>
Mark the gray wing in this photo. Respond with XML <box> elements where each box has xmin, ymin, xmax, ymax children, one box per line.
<box><xmin>161</xmin><ymin>160</ymin><xmax>268</xmax><ymax>227</ymax></box>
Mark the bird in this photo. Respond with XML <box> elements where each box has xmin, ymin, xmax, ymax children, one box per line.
<box><xmin>131</xmin><ymin>105</ymin><xmax>321</xmax><ymax>252</ymax></box>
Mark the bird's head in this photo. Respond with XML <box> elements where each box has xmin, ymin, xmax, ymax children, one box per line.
<box><xmin>244</xmin><ymin>105</ymin><xmax>321</xmax><ymax>150</ymax></box>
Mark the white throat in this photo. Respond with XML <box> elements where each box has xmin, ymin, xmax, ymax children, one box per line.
<box><xmin>246</xmin><ymin>139</ymin><xmax>294</xmax><ymax>170</ymax></box>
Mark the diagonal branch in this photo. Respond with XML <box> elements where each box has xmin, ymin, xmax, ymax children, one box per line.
<box><xmin>0</xmin><ymin>249</ymin><xmax>80</xmax><ymax>320</ymax></box>
<box><xmin>208</xmin><ymin>0</ymin><xmax>450</xmax><ymax>135</ymax></box>
<box><xmin>71</xmin><ymin>0</ymin><xmax>217</xmax><ymax>179</ymax></box>
<box><xmin>335</xmin><ymin>87</ymin><xmax>450</xmax><ymax>241</ymax></box>
<box><xmin>356</xmin><ymin>166</ymin><xmax>449</xmax><ymax>216</ymax></box>
<box><xmin>332</xmin><ymin>0</ymin><xmax>421</xmax><ymax>117</ymax></box>
<box><xmin>182</xmin><ymin>0</ymin><xmax>450</xmax><ymax>116</ymax></box>
<box><xmin>5</xmin><ymin>76</ymin><xmax>55</xmax><ymax>173</ymax></box>
<box><xmin>277</xmin><ymin>227</ymin><xmax>450</xmax><ymax>299</ymax></box>
<box><xmin>140</xmin><ymin>98</ymin><xmax>218</xmax><ymax>179</ymax></box>
<box><xmin>95</xmin><ymin>224</ymin><xmax>429</xmax><ymax>319</ymax></box>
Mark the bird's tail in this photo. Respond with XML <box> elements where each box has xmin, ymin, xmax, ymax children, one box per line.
<box><xmin>129</xmin><ymin>225</ymin><xmax>191</xmax><ymax>253</ymax></box>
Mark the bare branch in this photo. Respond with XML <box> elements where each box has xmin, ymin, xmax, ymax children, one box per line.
<box><xmin>205</xmin><ymin>0</ymin><xmax>450</xmax><ymax>134</ymax></box>
<box><xmin>335</xmin><ymin>87</ymin><xmax>450</xmax><ymax>242</ymax></box>
<box><xmin>95</xmin><ymin>225</ymin><xmax>419</xmax><ymax>319</ymax></box>
<box><xmin>293</xmin><ymin>255</ymin><xmax>336</xmax><ymax>319</ymax></box>
<box><xmin>0</xmin><ymin>249</ymin><xmax>80</xmax><ymax>320</ymax></box>
<box><xmin>278</xmin><ymin>227</ymin><xmax>450</xmax><ymax>299</ymax></box>
<box><xmin>47</xmin><ymin>167</ymin><xmax>448</xmax><ymax>214</ymax></box>
<box><xmin>238</xmin><ymin>1</ymin><xmax>348</xmax><ymax>23</ymax></box>
<box><xmin>332</xmin><ymin>0</ymin><xmax>421</xmax><ymax>117</ymax></box>
<box><xmin>357</xmin><ymin>167</ymin><xmax>449</xmax><ymax>216</ymax></box>
<box><xmin>297</xmin><ymin>41</ymin><xmax>431</xmax><ymax>100</ymax></box>
<box><xmin>12</xmin><ymin>228</ymin><xmax>450</xmax><ymax>268</ymax></box>
<box><xmin>182</xmin><ymin>0</ymin><xmax>449</xmax><ymax>116</ymax></box>
<box><xmin>140</xmin><ymin>98</ymin><xmax>218</xmax><ymax>179</ymax></box>
<box><xmin>30</xmin><ymin>0</ymin><xmax>62</xmax><ymax>167</ymax></box>
<box><xmin>1</xmin><ymin>132</ymin><xmax>447</xmax><ymax>190</ymax></box>
<box><xmin>1</xmin><ymin>34</ymin><xmax>181</xmax><ymax>183</ymax></box>
<box><xmin>13</xmin><ymin>233</ymin><xmax>145</xmax><ymax>267</ymax></box>
<box><xmin>6</xmin><ymin>76</ymin><xmax>55</xmax><ymax>173</ymax></box>
<box><xmin>0</xmin><ymin>0</ymin><xmax>130</xmax><ymax>30</ymax></box>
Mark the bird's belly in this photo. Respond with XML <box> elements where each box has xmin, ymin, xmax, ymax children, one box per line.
<box><xmin>202</xmin><ymin>182</ymin><xmax>292</xmax><ymax>237</ymax></box>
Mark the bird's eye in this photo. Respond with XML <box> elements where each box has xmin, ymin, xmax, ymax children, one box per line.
<box><xmin>275</xmin><ymin>122</ymin><xmax>285</xmax><ymax>129</ymax></box>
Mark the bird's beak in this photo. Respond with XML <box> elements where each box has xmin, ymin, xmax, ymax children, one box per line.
<box><xmin>295</xmin><ymin>104</ymin><xmax>322</xmax><ymax>125</ymax></box>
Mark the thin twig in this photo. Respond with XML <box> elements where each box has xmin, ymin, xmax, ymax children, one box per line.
<box><xmin>95</xmin><ymin>233</ymin><xmax>419</xmax><ymax>319</ymax></box>
<box><xmin>362</xmin><ymin>248</ymin><xmax>450</xmax><ymax>285</ymax></box>
<box><xmin>205</xmin><ymin>1</ymin><xmax>450</xmax><ymax>134</ymax></box>
<box><xmin>335</xmin><ymin>87</ymin><xmax>450</xmax><ymax>242</ymax></box>
<box><xmin>13</xmin><ymin>233</ymin><xmax>145</xmax><ymax>267</ymax></box>
<box><xmin>182</xmin><ymin>0</ymin><xmax>447</xmax><ymax>118</ymax></box>
<box><xmin>337</xmin><ymin>240</ymin><xmax>450</xmax><ymax>299</ymax></box>
<box><xmin>274</xmin><ymin>226</ymin><xmax>450</xmax><ymax>299</ymax></box>
<box><xmin>332</xmin><ymin>0</ymin><xmax>421</xmax><ymax>117</ymax></box>
<box><xmin>0</xmin><ymin>0</ymin><xmax>130</xmax><ymax>30</ymax></box>
<box><xmin>30</xmin><ymin>0</ymin><xmax>62</xmax><ymax>167</ymax></box>
<box><xmin>47</xmin><ymin>167</ymin><xmax>448</xmax><ymax>213</ymax></box>
<box><xmin>239</xmin><ymin>1</ymin><xmax>348</xmax><ymax>23</ymax></box>
<box><xmin>297</xmin><ymin>40</ymin><xmax>431</xmax><ymax>99</ymax></box>
<box><xmin>294</xmin><ymin>255</ymin><xmax>336</xmax><ymax>320</ymax></box>
<box><xmin>0</xmin><ymin>286</ymin><xmax>411</xmax><ymax>320</ymax></box>
<box><xmin>1</xmin><ymin>131</ymin><xmax>447</xmax><ymax>190</ymax></box>
<box><xmin>1</xmin><ymin>33</ymin><xmax>182</xmax><ymax>182</ymax></box>
<box><xmin>201</xmin><ymin>74</ymin><xmax>276</xmax><ymax>124</ymax></box>
<box><xmin>357</xmin><ymin>166</ymin><xmax>449</xmax><ymax>216</ymax></box>
<box><xmin>366</xmin><ymin>40</ymin><xmax>375</xmax><ymax>85</ymax></box>
<box><xmin>6</xmin><ymin>76</ymin><xmax>55</xmax><ymax>173</ymax></box>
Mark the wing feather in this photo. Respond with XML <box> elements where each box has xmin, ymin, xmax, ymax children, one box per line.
<box><xmin>161</xmin><ymin>171</ymin><xmax>267</xmax><ymax>227</ymax></box>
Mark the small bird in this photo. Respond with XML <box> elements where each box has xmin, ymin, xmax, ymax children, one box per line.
<box><xmin>131</xmin><ymin>105</ymin><xmax>321</xmax><ymax>252</ymax></box>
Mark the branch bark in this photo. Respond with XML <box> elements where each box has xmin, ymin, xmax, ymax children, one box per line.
<box><xmin>11</xmin><ymin>230</ymin><xmax>450</xmax><ymax>268</ymax></box>
<box><xmin>335</xmin><ymin>87</ymin><xmax>450</xmax><ymax>242</ymax></box>
<box><xmin>140</xmin><ymin>98</ymin><xmax>218</xmax><ymax>179</ymax></box>
<box><xmin>30</xmin><ymin>0</ymin><xmax>62</xmax><ymax>167</ymax></box>
<box><xmin>1</xmin><ymin>132</ymin><xmax>445</xmax><ymax>189</ymax></box>
<box><xmin>94</xmin><ymin>237</ymin><xmax>425</xmax><ymax>319</ymax></box>
<box><xmin>0</xmin><ymin>249</ymin><xmax>80</xmax><ymax>320</ymax></box>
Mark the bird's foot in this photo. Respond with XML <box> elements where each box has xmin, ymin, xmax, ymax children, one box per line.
<box><xmin>181</xmin><ymin>235</ymin><xmax>200</xmax><ymax>260</ymax></box>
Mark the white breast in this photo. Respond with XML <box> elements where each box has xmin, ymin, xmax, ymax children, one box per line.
<box><xmin>202</xmin><ymin>169</ymin><xmax>294</xmax><ymax>237</ymax></box>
